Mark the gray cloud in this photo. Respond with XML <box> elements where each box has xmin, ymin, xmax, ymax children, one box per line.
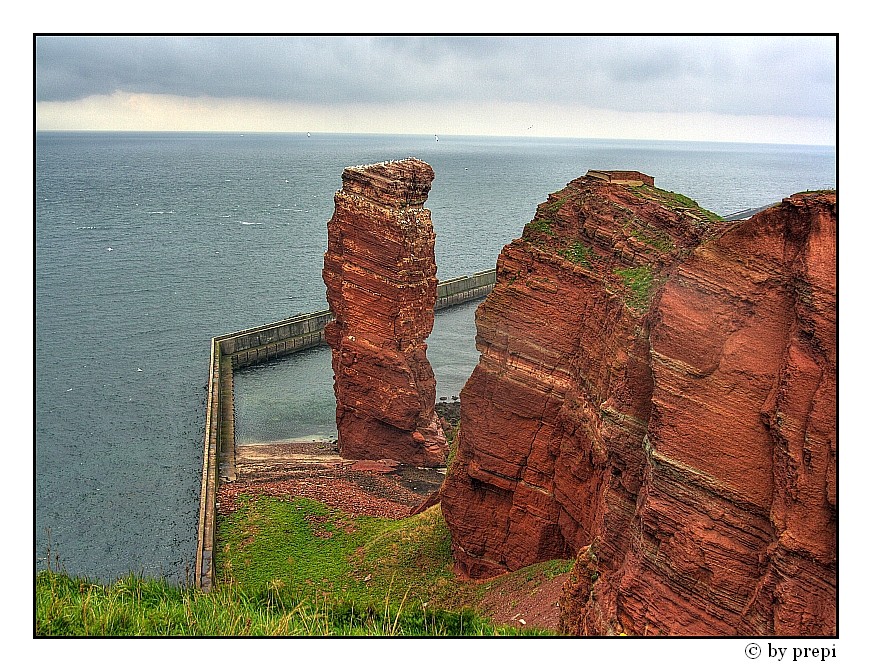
<box><xmin>35</xmin><ymin>35</ymin><xmax>836</xmax><ymax>119</ymax></box>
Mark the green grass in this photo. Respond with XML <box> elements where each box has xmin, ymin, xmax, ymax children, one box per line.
<box><xmin>523</xmin><ymin>192</ymin><xmax>576</xmax><ymax>240</ymax></box>
<box><xmin>514</xmin><ymin>558</ymin><xmax>576</xmax><ymax>583</ymax></box>
<box><xmin>35</xmin><ymin>569</ymin><xmax>534</xmax><ymax>636</ymax></box>
<box><xmin>525</xmin><ymin>218</ymin><xmax>554</xmax><ymax>236</ymax></box>
<box><xmin>217</xmin><ymin>496</ymin><xmax>570</xmax><ymax>624</ymax></box>
<box><xmin>216</xmin><ymin>497</ymin><xmax>463</xmax><ymax>611</ymax></box>
<box><xmin>630</xmin><ymin>227</ymin><xmax>674</xmax><ymax>253</ymax></box>
<box><xmin>217</xmin><ymin>495</ymin><xmax>375</xmax><ymax>595</ymax></box>
<box><xmin>629</xmin><ymin>185</ymin><xmax>724</xmax><ymax>222</ymax></box>
<box><xmin>558</xmin><ymin>242</ymin><xmax>593</xmax><ymax>268</ymax></box>
<box><xmin>38</xmin><ymin>499</ymin><xmax>569</xmax><ymax>636</ymax></box>
<box><xmin>615</xmin><ymin>265</ymin><xmax>656</xmax><ymax>311</ymax></box>
<box><xmin>543</xmin><ymin>194</ymin><xmax>570</xmax><ymax>213</ymax></box>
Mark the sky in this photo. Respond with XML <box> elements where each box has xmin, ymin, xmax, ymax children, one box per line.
<box><xmin>34</xmin><ymin>35</ymin><xmax>836</xmax><ymax>145</ymax></box>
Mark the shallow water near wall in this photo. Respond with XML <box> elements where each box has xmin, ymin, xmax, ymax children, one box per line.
<box><xmin>233</xmin><ymin>298</ymin><xmax>484</xmax><ymax>444</ymax></box>
<box><xmin>35</xmin><ymin>132</ymin><xmax>835</xmax><ymax>582</ymax></box>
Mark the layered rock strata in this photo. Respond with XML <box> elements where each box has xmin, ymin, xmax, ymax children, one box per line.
<box><xmin>440</xmin><ymin>173</ymin><xmax>836</xmax><ymax>636</ymax></box>
<box><xmin>323</xmin><ymin>159</ymin><xmax>448</xmax><ymax>467</ymax></box>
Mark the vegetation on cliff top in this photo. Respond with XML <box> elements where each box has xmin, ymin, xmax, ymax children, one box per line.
<box><xmin>525</xmin><ymin>217</ymin><xmax>554</xmax><ymax>237</ymax></box>
<box><xmin>37</xmin><ymin>500</ymin><xmax>572</xmax><ymax>636</ymax></box>
<box><xmin>36</xmin><ymin>569</ymin><xmax>513</xmax><ymax>636</ymax></box>
<box><xmin>522</xmin><ymin>181</ymin><xmax>721</xmax><ymax>265</ymax></box>
<box><xmin>216</xmin><ymin>497</ymin><xmax>569</xmax><ymax>621</ymax></box>
<box><xmin>628</xmin><ymin>184</ymin><xmax>724</xmax><ymax>223</ymax></box>
<box><xmin>522</xmin><ymin>192</ymin><xmax>573</xmax><ymax>239</ymax></box>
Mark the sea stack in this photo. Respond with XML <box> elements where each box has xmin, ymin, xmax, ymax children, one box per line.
<box><xmin>323</xmin><ymin>158</ymin><xmax>449</xmax><ymax>467</ymax></box>
<box><xmin>440</xmin><ymin>171</ymin><xmax>836</xmax><ymax>636</ymax></box>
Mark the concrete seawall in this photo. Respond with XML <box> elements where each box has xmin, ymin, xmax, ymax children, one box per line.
<box><xmin>435</xmin><ymin>269</ymin><xmax>496</xmax><ymax>310</ymax></box>
<box><xmin>194</xmin><ymin>339</ymin><xmax>221</xmax><ymax>591</ymax></box>
<box><xmin>223</xmin><ymin>269</ymin><xmax>497</xmax><ymax>370</ymax></box>
<box><xmin>195</xmin><ymin>269</ymin><xmax>496</xmax><ymax>590</ymax></box>
<box><xmin>221</xmin><ymin>311</ymin><xmax>333</xmax><ymax>369</ymax></box>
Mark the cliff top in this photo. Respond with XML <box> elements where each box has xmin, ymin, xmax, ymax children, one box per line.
<box><xmin>519</xmin><ymin>172</ymin><xmax>728</xmax><ymax>312</ymax></box>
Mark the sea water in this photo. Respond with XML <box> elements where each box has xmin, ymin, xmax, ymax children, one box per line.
<box><xmin>35</xmin><ymin>132</ymin><xmax>835</xmax><ymax>582</ymax></box>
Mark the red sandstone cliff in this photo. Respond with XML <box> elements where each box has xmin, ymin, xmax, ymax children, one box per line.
<box><xmin>323</xmin><ymin>159</ymin><xmax>449</xmax><ymax>467</ymax></box>
<box><xmin>440</xmin><ymin>174</ymin><xmax>836</xmax><ymax>636</ymax></box>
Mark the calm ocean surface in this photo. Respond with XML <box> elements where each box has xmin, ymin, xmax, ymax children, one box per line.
<box><xmin>35</xmin><ymin>132</ymin><xmax>835</xmax><ymax>582</ymax></box>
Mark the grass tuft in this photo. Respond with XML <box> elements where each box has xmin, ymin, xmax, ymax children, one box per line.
<box><xmin>615</xmin><ymin>265</ymin><xmax>656</xmax><ymax>311</ymax></box>
<box><xmin>525</xmin><ymin>218</ymin><xmax>554</xmax><ymax>236</ymax></box>
<box><xmin>558</xmin><ymin>242</ymin><xmax>593</xmax><ymax>268</ymax></box>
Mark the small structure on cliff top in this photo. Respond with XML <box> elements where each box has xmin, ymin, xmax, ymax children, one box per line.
<box><xmin>586</xmin><ymin>169</ymin><xmax>655</xmax><ymax>187</ymax></box>
<box><xmin>322</xmin><ymin>158</ymin><xmax>449</xmax><ymax>467</ymax></box>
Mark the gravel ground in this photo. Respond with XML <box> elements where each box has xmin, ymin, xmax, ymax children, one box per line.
<box><xmin>217</xmin><ymin>441</ymin><xmax>444</xmax><ymax>518</ymax></box>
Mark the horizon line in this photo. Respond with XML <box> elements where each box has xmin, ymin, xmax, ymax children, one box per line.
<box><xmin>33</xmin><ymin>129</ymin><xmax>837</xmax><ymax>149</ymax></box>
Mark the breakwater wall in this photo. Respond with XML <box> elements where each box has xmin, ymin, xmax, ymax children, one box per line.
<box><xmin>195</xmin><ymin>269</ymin><xmax>496</xmax><ymax>590</ymax></box>
<box><xmin>436</xmin><ymin>269</ymin><xmax>496</xmax><ymax>310</ymax></box>
<box><xmin>220</xmin><ymin>311</ymin><xmax>333</xmax><ymax>369</ymax></box>
<box><xmin>225</xmin><ymin>269</ymin><xmax>497</xmax><ymax>370</ymax></box>
<box><xmin>195</xmin><ymin>339</ymin><xmax>221</xmax><ymax>591</ymax></box>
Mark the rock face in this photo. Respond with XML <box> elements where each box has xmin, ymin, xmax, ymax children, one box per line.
<box><xmin>323</xmin><ymin>159</ymin><xmax>448</xmax><ymax>467</ymax></box>
<box><xmin>440</xmin><ymin>172</ymin><xmax>836</xmax><ymax>636</ymax></box>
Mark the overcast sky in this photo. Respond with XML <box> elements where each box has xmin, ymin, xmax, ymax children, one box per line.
<box><xmin>35</xmin><ymin>35</ymin><xmax>836</xmax><ymax>145</ymax></box>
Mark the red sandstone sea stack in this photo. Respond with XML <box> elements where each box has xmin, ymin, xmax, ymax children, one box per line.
<box><xmin>440</xmin><ymin>172</ymin><xmax>836</xmax><ymax>636</ymax></box>
<box><xmin>323</xmin><ymin>158</ymin><xmax>449</xmax><ymax>467</ymax></box>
